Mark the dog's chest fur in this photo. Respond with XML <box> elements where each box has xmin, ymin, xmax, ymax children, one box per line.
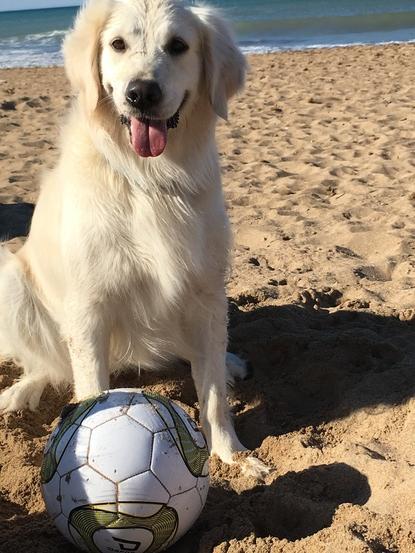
<box><xmin>126</xmin><ymin>189</ymin><xmax>202</xmax><ymax>309</ymax></box>
<box><xmin>78</xmin><ymin>173</ymin><xmax>213</xmax><ymax>322</ymax></box>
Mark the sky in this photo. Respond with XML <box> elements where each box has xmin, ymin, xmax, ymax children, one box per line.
<box><xmin>0</xmin><ymin>0</ymin><xmax>80</xmax><ymax>11</ymax></box>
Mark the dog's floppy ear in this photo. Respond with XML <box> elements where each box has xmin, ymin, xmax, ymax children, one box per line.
<box><xmin>192</xmin><ymin>6</ymin><xmax>246</xmax><ymax>121</ymax></box>
<box><xmin>63</xmin><ymin>0</ymin><xmax>112</xmax><ymax>113</ymax></box>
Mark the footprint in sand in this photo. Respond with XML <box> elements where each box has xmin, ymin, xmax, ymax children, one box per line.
<box><xmin>0</xmin><ymin>101</ymin><xmax>16</xmax><ymax>111</ymax></box>
<box><xmin>22</xmin><ymin>140</ymin><xmax>50</xmax><ymax>148</ymax></box>
<box><xmin>297</xmin><ymin>288</ymin><xmax>343</xmax><ymax>309</ymax></box>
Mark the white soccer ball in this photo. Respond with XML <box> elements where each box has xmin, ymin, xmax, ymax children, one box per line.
<box><xmin>41</xmin><ymin>389</ymin><xmax>209</xmax><ymax>553</ymax></box>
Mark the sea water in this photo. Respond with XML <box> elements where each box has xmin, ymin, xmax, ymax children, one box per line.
<box><xmin>1</xmin><ymin>0</ymin><xmax>415</xmax><ymax>68</ymax></box>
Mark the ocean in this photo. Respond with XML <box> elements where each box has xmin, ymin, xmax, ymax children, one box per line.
<box><xmin>1</xmin><ymin>0</ymin><xmax>415</xmax><ymax>68</ymax></box>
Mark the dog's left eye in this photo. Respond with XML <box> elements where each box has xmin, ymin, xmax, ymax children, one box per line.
<box><xmin>166</xmin><ymin>38</ymin><xmax>189</xmax><ymax>56</ymax></box>
<box><xmin>111</xmin><ymin>38</ymin><xmax>127</xmax><ymax>52</ymax></box>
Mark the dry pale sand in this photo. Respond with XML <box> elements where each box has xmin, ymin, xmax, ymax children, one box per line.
<box><xmin>1</xmin><ymin>44</ymin><xmax>415</xmax><ymax>552</ymax></box>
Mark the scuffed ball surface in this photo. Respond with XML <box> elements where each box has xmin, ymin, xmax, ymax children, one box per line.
<box><xmin>41</xmin><ymin>389</ymin><xmax>209</xmax><ymax>553</ymax></box>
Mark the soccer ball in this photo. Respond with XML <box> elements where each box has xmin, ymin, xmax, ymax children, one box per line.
<box><xmin>41</xmin><ymin>389</ymin><xmax>209</xmax><ymax>553</ymax></box>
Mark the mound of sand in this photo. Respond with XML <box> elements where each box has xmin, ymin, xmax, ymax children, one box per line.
<box><xmin>1</xmin><ymin>44</ymin><xmax>415</xmax><ymax>552</ymax></box>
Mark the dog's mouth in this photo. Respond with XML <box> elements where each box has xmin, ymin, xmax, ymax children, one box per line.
<box><xmin>120</xmin><ymin>93</ymin><xmax>188</xmax><ymax>158</ymax></box>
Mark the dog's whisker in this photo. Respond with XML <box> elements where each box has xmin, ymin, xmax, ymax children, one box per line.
<box><xmin>96</xmin><ymin>95</ymin><xmax>112</xmax><ymax>108</ymax></box>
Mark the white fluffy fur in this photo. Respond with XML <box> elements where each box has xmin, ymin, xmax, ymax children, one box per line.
<box><xmin>0</xmin><ymin>0</ymin><xmax>268</xmax><ymax>477</ymax></box>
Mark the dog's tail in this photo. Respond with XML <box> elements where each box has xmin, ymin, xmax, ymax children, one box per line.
<box><xmin>0</xmin><ymin>247</ymin><xmax>68</xmax><ymax>381</ymax></box>
<box><xmin>0</xmin><ymin>246</ymin><xmax>16</xmax><ymax>359</ymax></box>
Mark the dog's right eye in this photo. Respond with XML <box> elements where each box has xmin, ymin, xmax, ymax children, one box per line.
<box><xmin>166</xmin><ymin>37</ymin><xmax>189</xmax><ymax>56</ymax></box>
<box><xmin>111</xmin><ymin>38</ymin><xmax>127</xmax><ymax>52</ymax></box>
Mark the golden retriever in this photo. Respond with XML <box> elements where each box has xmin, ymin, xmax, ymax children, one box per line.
<box><xmin>0</xmin><ymin>0</ymin><xmax>268</xmax><ymax>478</ymax></box>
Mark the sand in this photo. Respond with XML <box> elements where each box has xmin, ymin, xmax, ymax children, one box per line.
<box><xmin>1</xmin><ymin>44</ymin><xmax>415</xmax><ymax>552</ymax></box>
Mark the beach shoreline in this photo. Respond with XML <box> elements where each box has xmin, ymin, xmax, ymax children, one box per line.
<box><xmin>2</xmin><ymin>37</ymin><xmax>415</xmax><ymax>69</ymax></box>
<box><xmin>1</xmin><ymin>43</ymin><xmax>415</xmax><ymax>552</ymax></box>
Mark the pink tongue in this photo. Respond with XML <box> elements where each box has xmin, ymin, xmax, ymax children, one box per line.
<box><xmin>130</xmin><ymin>117</ymin><xmax>168</xmax><ymax>158</ymax></box>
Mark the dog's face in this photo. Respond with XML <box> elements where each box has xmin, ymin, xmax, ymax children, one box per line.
<box><xmin>64</xmin><ymin>0</ymin><xmax>246</xmax><ymax>159</ymax></box>
<box><xmin>100</xmin><ymin>1</ymin><xmax>200</xmax><ymax>157</ymax></box>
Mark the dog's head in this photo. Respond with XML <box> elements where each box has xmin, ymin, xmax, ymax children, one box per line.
<box><xmin>64</xmin><ymin>0</ymin><xmax>246</xmax><ymax>158</ymax></box>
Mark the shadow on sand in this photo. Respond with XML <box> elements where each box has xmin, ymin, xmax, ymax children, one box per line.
<box><xmin>226</xmin><ymin>301</ymin><xmax>415</xmax><ymax>449</ymax></box>
<box><xmin>0</xmin><ymin>203</ymin><xmax>34</xmax><ymax>241</ymax></box>
<box><xmin>171</xmin><ymin>462</ymin><xmax>371</xmax><ymax>551</ymax></box>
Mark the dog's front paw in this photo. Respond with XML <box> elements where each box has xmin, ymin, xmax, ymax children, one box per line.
<box><xmin>238</xmin><ymin>454</ymin><xmax>272</xmax><ymax>481</ymax></box>
<box><xmin>0</xmin><ymin>378</ymin><xmax>46</xmax><ymax>413</ymax></box>
<box><xmin>0</xmin><ymin>386</ymin><xmax>24</xmax><ymax>413</ymax></box>
<box><xmin>0</xmin><ymin>380</ymin><xmax>35</xmax><ymax>413</ymax></box>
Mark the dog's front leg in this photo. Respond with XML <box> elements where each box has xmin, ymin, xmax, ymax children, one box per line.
<box><xmin>64</xmin><ymin>296</ymin><xmax>110</xmax><ymax>401</ymax></box>
<box><xmin>187</xmin><ymin>291</ymin><xmax>269</xmax><ymax>479</ymax></box>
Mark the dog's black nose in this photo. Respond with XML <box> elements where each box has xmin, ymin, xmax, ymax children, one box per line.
<box><xmin>125</xmin><ymin>80</ymin><xmax>162</xmax><ymax>112</ymax></box>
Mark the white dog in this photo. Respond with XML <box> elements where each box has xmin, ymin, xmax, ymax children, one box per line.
<box><xmin>0</xmin><ymin>0</ymin><xmax>268</xmax><ymax>477</ymax></box>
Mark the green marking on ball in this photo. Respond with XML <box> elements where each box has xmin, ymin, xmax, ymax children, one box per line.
<box><xmin>69</xmin><ymin>503</ymin><xmax>178</xmax><ymax>553</ymax></box>
<box><xmin>143</xmin><ymin>392</ymin><xmax>209</xmax><ymax>477</ymax></box>
<box><xmin>40</xmin><ymin>397</ymin><xmax>99</xmax><ymax>484</ymax></box>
